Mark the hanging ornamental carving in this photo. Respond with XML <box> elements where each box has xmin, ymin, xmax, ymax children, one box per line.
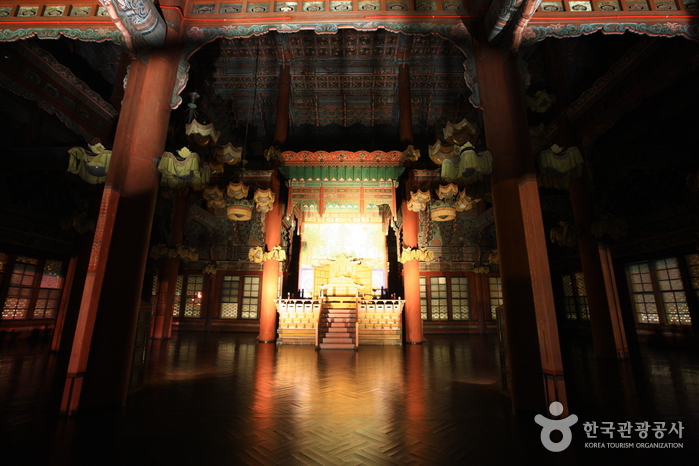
<box><xmin>537</xmin><ymin>144</ymin><xmax>584</xmax><ymax>189</ymax></box>
<box><xmin>526</xmin><ymin>90</ymin><xmax>557</xmax><ymax>113</ymax></box>
<box><xmin>549</xmin><ymin>221</ymin><xmax>579</xmax><ymax>247</ymax></box>
<box><xmin>67</xmin><ymin>142</ymin><xmax>112</xmax><ymax>184</ymax></box>
<box><xmin>149</xmin><ymin>243</ymin><xmax>199</xmax><ymax>261</ymax></box>
<box><xmin>591</xmin><ymin>216</ymin><xmax>627</xmax><ymax>239</ymax></box>
<box><xmin>439</xmin><ymin>143</ymin><xmax>493</xmax><ymax>184</ymax></box>
<box><xmin>248</xmin><ymin>245</ymin><xmax>287</xmax><ymax>263</ymax></box>
<box><xmin>401</xmin><ymin>144</ymin><xmax>420</xmax><ymax>163</ymax></box>
<box><xmin>399</xmin><ymin>247</ymin><xmax>434</xmax><ymax>263</ymax></box>
<box><xmin>157</xmin><ymin>147</ymin><xmax>210</xmax><ymax>196</ymax></box>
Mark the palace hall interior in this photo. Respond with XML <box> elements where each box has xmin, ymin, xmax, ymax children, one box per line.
<box><xmin>1</xmin><ymin>1</ymin><xmax>699</xmax><ymax>464</ymax></box>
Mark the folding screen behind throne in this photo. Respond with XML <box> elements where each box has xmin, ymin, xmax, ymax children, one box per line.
<box><xmin>314</xmin><ymin>255</ymin><xmax>372</xmax><ymax>298</ymax></box>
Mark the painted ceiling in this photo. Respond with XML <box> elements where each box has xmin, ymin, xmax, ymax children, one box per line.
<box><xmin>184</xmin><ymin>29</ymin><xmax>473</xmax><ymax>153</ymax></box>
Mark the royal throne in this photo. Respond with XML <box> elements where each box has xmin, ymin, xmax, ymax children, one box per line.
<box><xmin>314</xmin><ymin>255</ymin><xmax>373</xmax><ymax>298</ymax></box>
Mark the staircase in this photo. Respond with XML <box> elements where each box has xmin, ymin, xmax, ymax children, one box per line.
<box><xmin>318</xmin><ymin>297</ymin><xmax>357</xmax><ymax>350</ymax></box>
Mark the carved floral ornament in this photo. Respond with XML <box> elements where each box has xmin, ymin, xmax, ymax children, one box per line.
<box><xmin>149</xmin><ymin>243</ymin><xmax>199</xmax><ymax>262</ymax></box>
<box><xmin>248</xmin><ymin>246</ymin><xmax>287</xmax><ymax>263</ymax></box>
<box><xmin>399</xmin><ymin>247</ymin><xmax>434</xmax><ymax>263</ymax></box>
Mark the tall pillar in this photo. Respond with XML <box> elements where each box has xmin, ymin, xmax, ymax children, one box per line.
<box><xmin>398</xmin><ymin>64</ymin><xmax>413</xmax><ymax>147</ymax></box>
<box><xmin>50</xmin><ymin>256</ymin><xmax>78</xmax><ymax>353</ymax></box>
<box><xmin>475</xmin><ymin>42</ymin><xmax>566</xmax><ymax>414</ymax></box>
<box><xmin>61</xmin><ymin>30</ymin><xmax>182</xmax><ymax>414</ymax></box>
<box><xmin>273</xmin><ymin>63</ymin><xmax>291</xmax><ymax>147</ymax></box>
<box><xmin>402</xmin><ymin>201</ymin><xmax>423</xmax><ymax>344</ymax></box>
<box><xmin>258</xmin><ymin>174</ymin><xmax>283</xmax><ymax>343</ymax></box>
<box><xmin>569</xmin><ymin>177</ymin><xmax>629</xmax><ymax>359</ymax></box>
<box><xmin>151</xmin><ymin>195</ymin><xmax>187</xmax><ymax>340</ymax></box>
<box><xmin>472</xmin><ymin>274</ymin><xmax>488</xmax><ymax>334</ymax></box>
<box><xmin>543</xmin><ymin>38</ymin><xmax>629</xmax><ymax>360</ymax></box>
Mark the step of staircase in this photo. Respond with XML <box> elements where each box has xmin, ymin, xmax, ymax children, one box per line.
<box><xmin>317</xmin><ymin>301</ymin><xmax>359</xmax><ymax>350</ymax></box>
<box><xmin>318</xmin><ymin>343</ymin><xmax>355</xmax><ymax>350</ymax></box>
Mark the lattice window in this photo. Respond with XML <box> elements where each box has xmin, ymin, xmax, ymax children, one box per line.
<box><xmin>430</xmin><ymin>276</ymin><xmax>448</xmax><ymax>320</ymax></box>
<box><xmin>573</xmin><ymin>272</ymin><xmax>589</xmax><ymax>320</ymax></box>
<box><xmin>419</xmin><ymin>276</ymin><xmax>427</xmax><ymax>320</ymax></box>
<box><xmin>488</xmin><ymin>276</ymin><xmax>502</xmax><ymax>320</ymax></box>
<box><xmin>184</xmin><ymin>275</ymin><xmax>204</xmax><ymax>318</ymax></box>
<box><xmin>450</xmin><ymin>277</ymin><xmax>469</xmax><ymax>320</ymax></box>
<box><xmin>655</xmin><ymin>258</ymin><xmax>690</xmax><ymax>325</ymax></box>
<box><xmin>686</xmin><ymin>253</ymin><xmax>699</xmax><ymax>303</ymax></box>
<box><xmin>3</xmin><ymin>259</ymin><xmax>37</xmax><ymax>320</ymax></box>
<box><xmin>628</xmin><ymin>263</ymin><xmax>659</xmax><ymax>324</ymax></box>
<box><xmin>220</xmin><ymin>275</ymin><xmax>241</xmax><ymax>319</ymax></box>
<box><xmin>34</xmin><ymin>260</ymin><xmax>64</xmax><ymax>319</ymax></box>
<box><xmin>173</xmin><ymin>275</ymin><xmax>183</xmax><ymax>317</ymax></box>
<box><xmin>562</xmin><ymin>275</ymin><xmax>577</xmax><ymax>320</ymax></box>
<box><xmin>241</xmin><ymin>276</ymin><xmax>260</xmax><ymax>319</ymax></box>
<box><xmin>561</xmin><ymin>272</ymin><xmax>589</xmax><ymax>321</ymax></box>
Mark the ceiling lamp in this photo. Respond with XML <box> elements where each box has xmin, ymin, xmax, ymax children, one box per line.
<box><xmin>428</xmin><ymin>140</ymin><xmax>455</xmax><ymax>166</ymax></box>
<box><xmin>216</xmin><ymin>143</ymin><xmax>243</xmax><ymax>165</ymax></box>
<box><xmin>430</xmin><ymin>200</ymin><xmax>457</xmax><ymax>222</ymax></box>
<box><xmin>184</xmin><ymin>91</ymin><xmax>220</xmax><ymax>148</ymax></box>
<box><xmin>437</xmin><ymin>183</ymin><xmax>458</xmax><ymax>200</ymax></box>
<box><xmin>254</xmin><ymin>188</ymin><xmax>275</xmax><ymax>214</ymax></box>
<box><xmin>227</xmin><ymin>200</ymin><xmax>253</xmax><ymax>221</ymax></box>
<box><xmin>406</xmin><ymin>190</ymin><xmax>431</xmax><ymax>212</ymax></box>
<box><xmin>186</xmin><ymin>119</ymin><xmax>220</xmax><ymax>148</ymax></box>
<box><xmin>227</xmin><ymin>181</ymin><xmax>249</xmax><ymax>200</ymax></box>
<box><xmin>443</xmin><ymin>118</ymin><xmax>479</xmax><ymax>145</ymax></box>
<box><xmin>203</xmin><ymin>186</ymin><xmax>225</xmax><ymax>209</ymax></box>
<box><xmin>454</xmin><ymin>190</ymin><xmax>476</xmax><ymax>212</ymax></box>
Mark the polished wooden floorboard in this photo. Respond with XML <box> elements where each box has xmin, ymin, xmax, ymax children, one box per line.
<box><xmin>1</xmin><ymin>333</ymin><xmax>698</xmax><ymax>465</ymax></box>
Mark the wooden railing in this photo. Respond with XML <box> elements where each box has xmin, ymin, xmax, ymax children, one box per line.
<box><xmin>355</xmin><ymin>296</ymin><xmax>360</xmax><ymax>349</ymax></box>
<box><xmin>314</xmin><ymin>296</ymin><xmax>325</xmax><ymax>348</ymax></box>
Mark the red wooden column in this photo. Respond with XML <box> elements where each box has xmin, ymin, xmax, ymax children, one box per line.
<box><xmin>151</xmin><ymin>195</ymin><xmax>187</xmax><ymax>340</ymax></box>
<box><xmin>398</xmin><ymin>62</ymin><xmax>422</xmax><ymax>343</ymax></box>
<box><xmin>50</xmin><ymin>256</ymin><xmax>78</xmax><ymax>352</ymax></box>
<box><xmin>543</xmin><ymin>39</ymin><xmax>629</xmax><ymax>360</ymax></box>
<box><xmin>472</xmin><ymin>273</ymin><xmax>488</xmax><ymax>334</ymax></box>
<box><xmin>273</xmin><ymin>63</ymin><xmax>291</xmax><ymax>147</ymax></box>
<box><xmin>259</xmin><ymin>174</ymin><xmax>283</xmax><ymax>343</ymax></box>
<box><xmin>402</xmin><ymin>201</ymin><xmax>423</xmax><ymax>344</ymax></box>
<box><xmin>60</xmin><ymin>26</ymin><xmax>182</xmax><ymax>414</ymax></box>
<box><xmin>475</xmin><ymin>43</ymin><xmax>567</xmax><ymax>414</ymax></box>
<box><xmin>570</xmin><ymin>177</ymin><xmax>629</xmax><ymax>359</ymax></box>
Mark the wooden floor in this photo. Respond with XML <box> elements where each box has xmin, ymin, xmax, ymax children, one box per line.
<box><xmin>1</xmin><ymin>332</ymin><xmax>698</xmax><ymax>465</ymax></box>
